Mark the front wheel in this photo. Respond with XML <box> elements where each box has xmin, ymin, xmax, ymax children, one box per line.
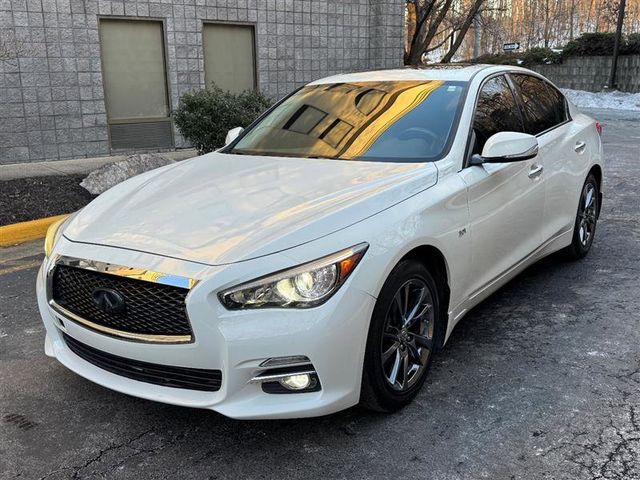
<box><xmin>359</xmin><ymin>260</ymin><xmax>440</xmax><ymax>412</ymax></box>
<box><xmin>563</xmin><ymin>173</ymin><xmax>599</xmax><ymax>260</ymax></box>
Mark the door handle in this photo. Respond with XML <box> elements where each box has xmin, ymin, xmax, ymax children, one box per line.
<box><xmin>528</xmin><ymin>164</ymin><xmax>544</xmax><ymax>179</ymax></box>
<box><xmin>574</xmin><ymin>141</ymin><xmax>586</xmax><ymax>153</ymax></box>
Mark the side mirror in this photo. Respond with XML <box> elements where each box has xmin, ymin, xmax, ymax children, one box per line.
<box><xmin>470</xmin><ymin>132</ymin><xmax>538</xmax><ymax>165</ymax></box>
<box><xmin>225</xmin><ymin>127</ymin><xmax>243</xmax><ymax>146</ymax></box>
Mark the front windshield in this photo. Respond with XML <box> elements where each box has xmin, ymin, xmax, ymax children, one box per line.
<box><xmin>229</xmin><ymin>80</ymin><xmax>467</xmax><ymax>162</ymax></box>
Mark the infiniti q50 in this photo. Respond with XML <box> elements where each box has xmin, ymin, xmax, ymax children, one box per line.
<box><xmin>37</xmin><ymin>64</ymin><xmax>603</xmax><ymax>419</ymax></box>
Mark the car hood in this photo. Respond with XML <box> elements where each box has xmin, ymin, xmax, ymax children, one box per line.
<box><xmin>64</xmin><ymin>152</ymin><xmax>438</xmax><ymax>266</ymax></box>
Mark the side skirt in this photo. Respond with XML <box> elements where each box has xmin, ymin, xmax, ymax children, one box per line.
<box><xmin>443</xmin><ymin>228</ymin><xmax>573</xmax><ymax>343</ymax></box>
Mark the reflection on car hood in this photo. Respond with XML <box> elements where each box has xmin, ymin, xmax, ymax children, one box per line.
<box><xmin>64</xmin><ymin>152</ymin><xmax>438</xmax><ymax>265</ymax></box>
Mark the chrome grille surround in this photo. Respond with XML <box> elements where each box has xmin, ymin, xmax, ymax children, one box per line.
<box><xmin>46</xmin><ymin>255</ymin><xmax>198</xmax><ymax>344</ymax></box>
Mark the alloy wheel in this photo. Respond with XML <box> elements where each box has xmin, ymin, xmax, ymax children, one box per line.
<box><xmin>578</xmin><ymin>182</ymin><xmax>597</xmax><ymax>248</ymax></box>
<box><xmin>380</xmin><ymin>278</ymin><xmax>434</xmax><ymax>391</ymax></box>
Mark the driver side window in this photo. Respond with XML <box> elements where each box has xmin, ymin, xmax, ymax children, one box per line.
<box><xmin>472</xmin><ymin>75</ymin><xmax>524</xmax><ymax>154</ymax></box>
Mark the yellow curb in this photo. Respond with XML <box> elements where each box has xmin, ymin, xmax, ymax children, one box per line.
<box><xmin>0</xmin><ymin>214</ymin><xmax>69</xmax><ymax>248</ymax></box>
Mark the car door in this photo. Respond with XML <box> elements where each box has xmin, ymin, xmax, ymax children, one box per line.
<box><xmin>458</xmin><ymin>74</ymin><xmax>546</xmax><ymax>301</ymax></box>
<box><xmin>508</xmin><ymin>74</ymin><xmax>584</xmax><ymax>242</ymax></box>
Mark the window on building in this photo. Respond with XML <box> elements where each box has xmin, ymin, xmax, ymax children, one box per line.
<box><xmin>283</xmin><ymin>105</ymin><xmax>327</xmax><ymax>135</ymax></box>
<box><xmin>99</xmin><ymin>19</ymin><xmax>172</xmax><ymax>150</ymax></box>
<box><xmin>203</xmin><ymin>23</ymin><xmax>256</xmax><ymax>93</ymax></box>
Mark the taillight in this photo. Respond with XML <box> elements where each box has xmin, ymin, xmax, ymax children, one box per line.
<box><xmin>596</xmin><ymin>122</ymin><xmax>603</xmax><ymax>136</ymax></box>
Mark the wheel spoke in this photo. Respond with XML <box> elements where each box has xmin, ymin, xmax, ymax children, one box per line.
<box><xmin>406</xmin><ymin>342</ymin><xmax>424</xmax><ymax>366</ymax></box>
<box><xmin>402</xmin><ymin>283</ymin><xmax>410</xmax><ymax>318</ymax></box>
<box><xmin>382</xmin><ymin>341</ymin><xmax>400</xmax><ymax>363</ymax></box>
<box><xmin>406</xmin><ymin>303</ymin><xmax>431</xmax><ymax>329</ymax></box>
<box><xmin>383</xmin><ymin>331</ymin><xmax>398</xmax><ymax>340</ymax></box>
<box><xmin>411</xmin><ymin>332</ymin><xmax>433</xmax><ymax>350</ymax></box>
<box><xmin>400</xmin><ymin>351</ymin><xmax>409</xmax><ymax>389</ymax></box>
<box><xmin>585</xmin><ymin>187</ymin><xmax>594</xmax><ymax>209</ymax></box>
<box><xmin>388</xmin><ymin>350</ymin><xmax>401</xmax><ymax>385</ymax></box>
<box><xmin>404</xmin><ymin>287</ymin><xmax>426</xmax><ymax>325</ymax></box>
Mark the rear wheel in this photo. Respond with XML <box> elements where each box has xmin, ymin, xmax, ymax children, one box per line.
<box><xmin>563</xmin><ymin>174</ymin><xmax>599</xmax><ymax>260</ymax></box>
<box><xmin>360</xmin><ymin>260</ymin><xmax>440</xmax><ymax>412</ymax></box>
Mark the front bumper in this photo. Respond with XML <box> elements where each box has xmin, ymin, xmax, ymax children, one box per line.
<box><xmin>36</xmin><ymin>238</ymin><xmax>376</xmax><ymax>419</ymax></box>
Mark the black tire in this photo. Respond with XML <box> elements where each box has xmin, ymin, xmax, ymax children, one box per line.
<box><xmin>563</xmin><ymin>173</ymin><xmax>599</xmax><ymax>260</ymax></box>
<box><xmin>360</xmin><ymin>259</ymin><xmax>441</xmax><ymax>413</ymax></box>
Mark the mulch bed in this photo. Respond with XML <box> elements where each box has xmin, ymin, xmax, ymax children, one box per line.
<box><xmin>0</xmin><ymin>175</ymin><xmax>96</xmax><ymax>226</ymax></box>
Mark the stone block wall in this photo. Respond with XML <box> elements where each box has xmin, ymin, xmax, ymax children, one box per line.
<box><xmin>0</xmin><ymin>0</ymin><xmax>404</xmax><ymax>164</ymax></box>
<box><xmin>530</xmin><ymin>55</ymin><xmax>640</xmax><ymax>93</ymax></box>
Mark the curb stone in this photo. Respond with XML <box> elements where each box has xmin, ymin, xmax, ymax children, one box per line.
<box><xmin>0</xmin><ymin>214</ymin><xmax>69</xmax><ymax>248</ymax></box>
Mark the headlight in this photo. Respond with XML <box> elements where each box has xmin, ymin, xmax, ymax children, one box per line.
<box><xmin>44</xmin><ymin>213</ymin><xmax>76</xmax><ymax>258</ymax></box>
<box><xmin>219</xmin><ymin>243</ymin><xmax>368</xmax><ymax>310</ymax></box>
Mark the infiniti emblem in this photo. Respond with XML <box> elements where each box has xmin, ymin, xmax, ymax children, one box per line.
<box><xmin>92</xmin><ymin>287</ymin><xmax>126</xmax><ymax>314</ymax></box>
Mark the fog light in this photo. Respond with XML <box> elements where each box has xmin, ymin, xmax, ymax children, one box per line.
<box><xmin>279</xmin><ymin>373</ymin><xmax>311</xmax><ymax>390</ymax></box>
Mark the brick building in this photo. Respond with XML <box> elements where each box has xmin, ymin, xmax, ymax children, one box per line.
<box><xmin>0</xmin><ymin>0</ymin><xmax>404</xmax><ymax>164</ymax></box>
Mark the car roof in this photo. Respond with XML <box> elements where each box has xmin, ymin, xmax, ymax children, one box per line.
<box><xmin>309</xmin><ymin>64</ymin><xmax>502</xmax><ymax>85</ymax></box>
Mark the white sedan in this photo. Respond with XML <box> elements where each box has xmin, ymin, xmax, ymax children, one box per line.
<box><xmin>37</xmin><ymin>65</ymin><xmax>603</xmax><ymax>419</ymax></box>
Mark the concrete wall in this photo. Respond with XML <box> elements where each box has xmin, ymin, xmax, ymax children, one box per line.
<box><xmin>530</xmin><ymin>55</ymin><xmax>640</xmax><ymax>93</ymax></box>
<box><xmin>0</xmin><ymin>0</ymin><xmax>404</xmax><ymax>165</ymax></box>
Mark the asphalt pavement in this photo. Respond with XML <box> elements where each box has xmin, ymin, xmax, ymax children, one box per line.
<box><xmin>1</xmin><ymin>108</ymin><xmax>638</xmax><ymax>480</ymax></box>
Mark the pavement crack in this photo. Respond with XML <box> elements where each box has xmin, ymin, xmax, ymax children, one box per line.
<box><xmin>106</xmin><ymin>431</ymin><xmax>186</xmax><ymax>474</ymax></box>
<box><xmin>608</xmin><ymin>362</ymin><xmax>640</xmax><ymax>385</ymax></box>
<box><xmin>46</xmin><ymin>429</ymin><xmax>156</xmax><ymax>480</ymax></box>
<box><xmin>37</xmin><ymin>467</ymin><xmax>74</xmax><ymax>480</ymax></box>
<box><xmin>630</xmin><ymin>405</ymin><xmax>640</xmax><ymax>434</ymax></box>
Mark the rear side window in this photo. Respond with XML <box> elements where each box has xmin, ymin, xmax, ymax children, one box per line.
<box><xmin>545</xmin><ymin>83</ymin><xmax>569</xmax><ymax>123</ymax></box>
<box><xmin>472</xmin><ymin>75</ymin><xmax>524</xmax><ymax>154</ymax></box>
<box><xmin>510</xmin><ymin>74</ymin><xmax>568</xmax><ymax>135</ymax></box>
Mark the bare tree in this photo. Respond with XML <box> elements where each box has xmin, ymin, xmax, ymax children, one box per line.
<box><xmin>443</xmin><ymin>0</ymin><xmax>640</xmax><ymax>58</ymax></box>
<box><xmin>441</xmin><ymin>0</ymin><xmax>485</xmax><ymax>62</ymax></box>
<box><xmin>405</xmin><ymin>0</ymin><xmax>455</xmax><ymax>64</ymax></box>
<box><xmin>405</xmin><ymin>0</ymin><xmax>488</xmax><ymax>64</ymax></box>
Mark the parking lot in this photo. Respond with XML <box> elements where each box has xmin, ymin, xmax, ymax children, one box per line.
<box><xmin>1</xmin><ymin>108</ymin><xmax>638</xmax><ymax>480</ymax></box>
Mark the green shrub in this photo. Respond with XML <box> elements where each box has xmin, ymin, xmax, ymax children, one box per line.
<box><xmin>521</xmin><ymin>47</ymin><xmax>562</xmax><ymax>65</ymax></box>
<box><xmin>467</xmin><ymin>33</ymin><xmax>640</xmax><ymax>66</ymax></box>
<box><xmin>563</xmin><ymin>32</ymin><xmax>617</xmax><ymax>57</ymax></box>
<box><xmin>468</xmin><ymin>52</ymin><xmax>520</xmax><ymax>65</ymax></box>
<box><xmin>562</xmin><ymin>32</ymin><xmax>640</xmax><ymax>57</ymax></box>
<box><xmin>468</xmin><ymin>47</ymin><xmax>560</xmax><ymax>66</ymax></box>
<box><xmin>622</xmin><ymin>33</ymin><xmax>640</xmax><ymax>54</ymax></box>
<box><xmin>174</xmin><ymin>85</ymin><xmax>272</xmax><ymax>154</ymax></box>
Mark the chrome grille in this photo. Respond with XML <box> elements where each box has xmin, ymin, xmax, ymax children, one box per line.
<box><xmin>51</xmin><ymin>264</ymin><xmax>192</xmax><ymax>341</ymax></box>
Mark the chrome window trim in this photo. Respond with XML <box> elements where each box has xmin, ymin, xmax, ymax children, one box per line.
<box><xmin>46</xmin><ymin>255</ymin><xmax>197</xmax><ymax>344</ymax></box>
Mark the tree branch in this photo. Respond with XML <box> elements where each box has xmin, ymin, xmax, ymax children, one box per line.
<box><xmin>440</xmin><ymin>0</ymin><xmax>485</xmax><ymax>63</ymax></box>
<box><xmin>406</xmin><ymin>0</ymin><xmax>459</xmax><ymax>64</ymax></box>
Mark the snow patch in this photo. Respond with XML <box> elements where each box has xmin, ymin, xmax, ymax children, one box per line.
<box><xmin>562</xmin><ymin>88</ymin><xmax>640</xmax><ymax>111</ymax></box>
<box><xmin>81</xmin><ymin>153</ymin><xmax>175</xmax><ymax>195</ymax></box>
